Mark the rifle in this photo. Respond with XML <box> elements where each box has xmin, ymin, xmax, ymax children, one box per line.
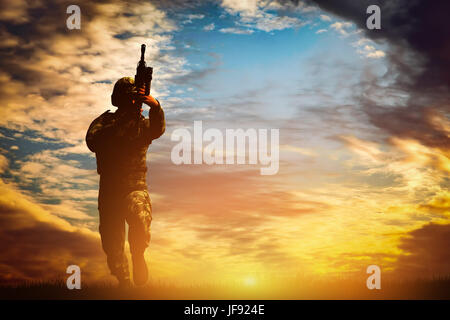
<box><xmin>135</xmin><ymin>44</ymin><xmax>153</xmax><ymax>102</ymax></box>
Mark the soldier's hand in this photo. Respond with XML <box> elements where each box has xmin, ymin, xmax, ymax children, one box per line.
<box><xmin>136</xmin><ymin>88</ymin><xmax>160</xmax><ymax>109</ymax></box>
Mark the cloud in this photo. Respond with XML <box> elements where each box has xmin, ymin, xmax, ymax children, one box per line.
<box><xmin>0</xmin><ymin>0</ymin><xmax>182</xmax><ymax>145</ymax></box>
<box><xmin>183</xmin><ymin>13</ymin><xmax>205</xmax><ymax>24</ymax></box>
<box><xmin>335</xmin><ymin>135</ymin><xmax>383</xmax><ymax>163</ymax></box>
<box><xmin>351</xmin><ymin>38</ymin><xmax>386</xmax><ymax>58</ymax></box>
<box><xmin>170</xmin><ymin>52</ymin><xmax>222</xmax><ymax>86</ymax></box>
<box><xmin>187</xmin><ymin>13</ymin><xmax>205</xmax><ymax>19</ymax></box>
<box><xmin>419</xmin><ymin>191</ymin><xmax>450</xmax><ymax>217</ymax></box>
<box><xmin>329</xmin><ymin>21</ymin><xmax>352</xmax><ymax>36</ymax></box>
<box><xmin>319</xmin><ymin>14</ymin><xmax>331</xmax><ymax>21</ymax></box>
<box><xmin>315</xmin><ymin>28</ymin><xmax>327</xmax><ymax>34</ymax></box>
<box><xmin>221</xmin><ymin>0</ymin><xmax>261</xmax><ymax>16</ymax></box>
<box><xmin>280</xmin><ymin>144</ymin><xmax>317</xmax><ymax>157</ymax></box>
<box><xmin>0</xmin><ymin>154</ymin><xmax>8</xmax><ymax>173</ymax></box>
<box><xmin>0</xmin><ymin>0</ymin><xmax>31</xmax><ymax>24</ymax></box>
<box><xmin>296</xmin><ymin>0</ymin><xmax>449</xmax><ymax>200</ymax></box>
<box><xmin>333</xmin><ymin>134</ymin><xmax>447</xmax><ymax>198</ymax></box>
<box><xmin>309</xmin><ymin>0</ymin><xmax>450</xmax><ymax>83</ymax></box>
<box><xmin>220</xmin><ymin>0</ymin><xmax>304</xmax><ymax>33</ymax></box>
<box><xmin>306</xmin><ymin>0</ymin><xmax>450</xmax><ymax>140</ymax></box>
<box><xmin>203</xmin><ymin>23</ymin><xmax>215</xmax><ymax>31</ymax></box>
<box><xmin>0</xmin><ymin>180</ymin><xmax>110</xmax><ymax>284</ymax></box>
<box><xmin>395</xmin><ymin>223</ymin><xmax>450</xmax><ymax>277</ymax></box>
<box><xmin>219</xmin><ymin>27</ymin><xmax>254</xmax><ymax>35</ymax></box>
<box><xmin>0</xmin><ymin>0</ymin><xmax>448</xmax><ymax>285</ymax></box>
<box><xmin>252</xmin><ymin>14</ymin><xmax>303</xmax><ymax>32</ymax></box>
<box><xmin>0</xmin><ymin>0</ymin><xmax>193</xmax><ymax>231</ymax></box>
<box><xmin>142</xmin><ymin>159</ymin><xmax>338</xmax><ymax>277</ymax></box>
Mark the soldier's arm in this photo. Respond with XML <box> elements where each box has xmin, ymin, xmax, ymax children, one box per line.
<box><xmin>135</xmin><ymin>88</ymin><xmax>165</xmax><ymax>143</ymax></box>
<box><xmin>146</xmin><ymin>100</ymin><xmax>165</xmax><ymax>141</ymax></box>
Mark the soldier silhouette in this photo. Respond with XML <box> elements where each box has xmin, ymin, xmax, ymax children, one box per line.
<box><xmin>86</xmin><ymin>77</ymin><xmax>165</xmax><ymax>287</ymax></box>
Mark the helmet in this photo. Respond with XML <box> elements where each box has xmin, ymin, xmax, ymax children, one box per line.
<box><xmin>111</xmin><ymin>77</ymin><xmax>137</xmax><ymax>107</ymax></box>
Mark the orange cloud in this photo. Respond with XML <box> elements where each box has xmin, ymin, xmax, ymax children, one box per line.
<box><xmin>0</xmin><ymin>180</ymin><xmax>110</xmax><ymax>284</ymax></box>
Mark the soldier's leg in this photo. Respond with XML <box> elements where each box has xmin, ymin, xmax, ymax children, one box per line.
<box><xmin>98</xmin><ymin>197</ymin><xmax>130</xmax><ymax>285</ymax></box>
<box><xmin>125</xmin><ymin>190</ymin><xmax>152</xmax><ymax>285</ymax></box>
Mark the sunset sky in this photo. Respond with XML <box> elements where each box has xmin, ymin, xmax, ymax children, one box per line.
<box><xmin>0</xmin><ymin>0</ymin><xmax>449</xmax><ymax>289</ymax></box>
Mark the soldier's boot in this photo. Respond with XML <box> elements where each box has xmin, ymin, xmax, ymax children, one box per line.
<box><xmin>132</xmin><ymin>252</ymin><xmax>148</xmax><ymax>286</ymax></box>
<box><xmin>117</xmin><ymin>275</ymin><xmax>132</xmax><ymax>288</ymax></box>
<box><xmin>107</xmin><ymin>252</ymin><xmax>131</xmax><ymax>288</ymax></box>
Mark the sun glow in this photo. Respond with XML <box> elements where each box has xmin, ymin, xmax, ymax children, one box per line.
<box><xmin>243</xmin><ymin>276</ymin><xmax>257</xmax><ymax>287</ymax></box>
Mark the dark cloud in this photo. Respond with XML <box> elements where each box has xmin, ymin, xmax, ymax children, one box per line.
<box><xmin>335</xmin><ymin>223</ymin><xmax>450</xmax><ymax>278</ymax></box>
<box><xmin>301</xmin><ymin>0</ymin><xmax>450</xmax><ymax>151</ymax></box>
<box><xmin>280</xmin><ymin>0</ymin><xmax>450</xmax><ymax>278</ymax></box>
<box><xmin>303</xmin><ymin>0</ymin><xmax>450</xmax><ymax>87</ymax></box>
<box><xmin>363</xmin><ymin>102</ymin><xmax>449</xmax><ymax>151</ymax></box>
<box><xmin>395</xmin><ymin>223</ymin><xmax>450</xmax><ymax>277</ymax></box>
<box><xmin>151</xmin><ymin>0</ymin><xmax>205</xmax><ymax>10</ymax></box>
<box><xmin>0</xmin><ymin>185</ymin><xmax>110</xmax><ymax>284</ymax></box>
<box><xmin>0</xmin><ymin>0</ymin><xmax>99</xmax><ymax>84</ymax></box>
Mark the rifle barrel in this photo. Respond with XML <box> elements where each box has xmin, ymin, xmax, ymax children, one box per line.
<box><xmin>140</xmin><ymin>44</ymin><xmax>146</xmax><ymax>62</ymax></box>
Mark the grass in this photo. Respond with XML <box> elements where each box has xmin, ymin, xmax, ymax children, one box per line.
<box><xmin>0</xmin><ymin>275</ymin><xmax>449</xmax><ymax>300</ymax></box>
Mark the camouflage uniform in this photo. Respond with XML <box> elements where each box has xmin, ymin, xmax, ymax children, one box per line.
<box><xmin>86</xmin><ymin>78</ymin><xmax>165</xmax><ymax>282</ymax></box>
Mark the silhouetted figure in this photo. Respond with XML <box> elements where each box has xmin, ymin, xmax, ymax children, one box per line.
<box><xmin>86</xmin><ymin>77</ymin><xmax>165</xmax><ymax>287</ymax></box>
